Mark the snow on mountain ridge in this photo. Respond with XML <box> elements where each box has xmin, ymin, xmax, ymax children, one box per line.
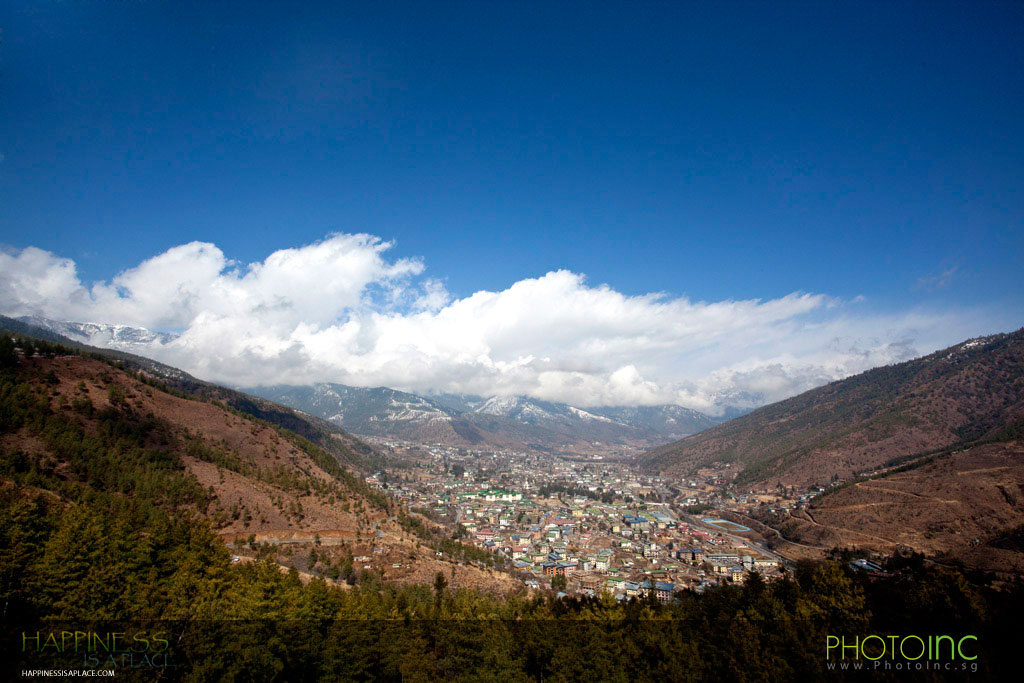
<box><xmin>16</xmin><ymin>316</ymin><xmax>178</xmax><ymax>350</ymax></box>
<box><xmin>384</xmin><ymin>396</ymin><xmax>452</xmax><ymax>423</ymax></box>
<box><xmin>567</xmin><ymin>406</ymin><xmax>614</xmax><ymax>423</ymax></box>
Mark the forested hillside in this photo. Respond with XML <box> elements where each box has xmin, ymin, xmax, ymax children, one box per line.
<box><xmin>3</xmin><ymin>468</ymin><xmax>1021</xmax><ymax>681</ymax></box>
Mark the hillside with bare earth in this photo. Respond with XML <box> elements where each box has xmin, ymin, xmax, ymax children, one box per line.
<box><xmin>0</xmin><ymin>337</ymin><xmax>519</xmax><ymax>595</ymax></box>
<box><xmin>1</xmin><ymin>352</ymin><xmax>385</xmax><ymax>537</ymax></box>
<box><xmin>642</xmin><ymin>328</ymin><xmax>1024</xmax><ymax>488</ymax></box>
<box><xmin>0</xmin><ymin>314</ymin><xmax>383</xmax><ymax>473</ymax></box>
<box><xmin>774</xmin><ymin>440</ymin><xmax>1024</xmax><ymax>572</ymax></box>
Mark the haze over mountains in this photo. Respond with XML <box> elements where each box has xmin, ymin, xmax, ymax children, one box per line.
<box><xmin>642</xmin><ymin>328</ymin><xmax>1024</xmax><ymax>486</ymax></box>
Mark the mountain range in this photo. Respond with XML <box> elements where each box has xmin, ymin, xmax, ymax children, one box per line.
<box><xmin>245</xmin><ymin>383</ymin><xmax>719</xmax><ymax>453</ymax></box>
<box><xmin>7</xmin><ymin>315</ymin><xmax>720</xmax><ymax>454</ymax></box>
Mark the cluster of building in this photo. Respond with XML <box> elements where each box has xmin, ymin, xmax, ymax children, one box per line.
<box><xmin>368</xmin><ymin>444</ymin><xmax>788</xmax><ymax>600</ymax></box>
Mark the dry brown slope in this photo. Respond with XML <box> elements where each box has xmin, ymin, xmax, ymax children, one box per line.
<box><xmin>0</xmin><ymin>312</ymin><xmax>383</xmax><ymax>472</ymax></box>
<box><xmin>779</xmin><ymin>440</ymin><xmax>1024</xmax><ymax>573</ymax></box>
<box><xmin>4</xmin><ymin>352</ymin><xmax>520</xmax><ymax>594</ymax></box>
<box><xmin>11</xmin><ymin>354</ymin><xmax>386</xmax><ymax>538</ymax></box>
<box><xmin>642</xmin><ymin>328</ymin><xmax>1024</xmax><ymax>487</ymax></box>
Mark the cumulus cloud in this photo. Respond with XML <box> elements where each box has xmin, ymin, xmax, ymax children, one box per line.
<box><xmin>0</xmin><ymin>235</ymin><xmax>1009</xmax><ymax>415</ymax></box>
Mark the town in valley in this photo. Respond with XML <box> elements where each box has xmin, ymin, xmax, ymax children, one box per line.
<box><xmin>227</xmin><ymin>435</ymin><xmax>836</xmax><ymax>601</ymax></box>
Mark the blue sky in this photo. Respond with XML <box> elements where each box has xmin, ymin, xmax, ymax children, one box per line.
<box><xmin>0</xmin><ymin>2</ymin><xmax>1022</xmax><ymax>408</ymax></box>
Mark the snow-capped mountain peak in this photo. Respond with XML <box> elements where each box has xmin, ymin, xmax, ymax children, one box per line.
<box><xmin>475</xmin><ymin>395</ymin><xmax>552</xmax><ymax>419</ymax></box>
<box><xmin>16</xmin><ymin>316</ymin><xmax>178</xmax><ymax>350</ymax></box>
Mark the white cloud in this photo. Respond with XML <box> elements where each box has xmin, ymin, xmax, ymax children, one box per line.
<box><xmin>0</xmin><ymin>235</ymin><xmax>1013</xmax><ymax>415</ymax></box>
<box><xmin>0</xmin><ymin>246</ymin><xmax>87</xmax><ymax>320</ymax></box>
